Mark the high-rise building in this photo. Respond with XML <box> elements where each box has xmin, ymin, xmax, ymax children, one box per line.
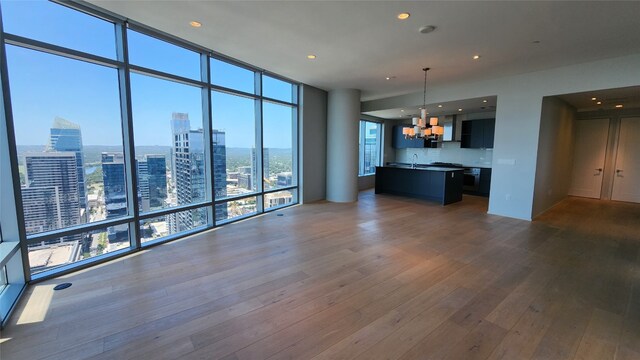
<box><xmin>265</xmin><ymin>191</ymin><xmax>293</xmax><ymax>209</ymax></box>
<box><xmin>251</xmin><ymin>148</ymin><xmax>268</xmax><ymax>191</ymax></box>
<box><xmin>22</xmin><ymin>152</ymin><xmax>82</xmax><ymax>244</ymax></box>
<box><xmin>238</xmin><ymin>173</ymin><xmax>251</xmax><ymax>190</ymax></box>
<box><xmin>170</xmin><ymin>113</ymin><xmax>190</xmax><ymax>189</ymax></box>
<box><xmin>47</xmin><ymin>117</ymin><xmax>87</xmax><ymax>218</ymax></box>
<box><xmin>238</xmin><ymin>166</ymin><xmax>252</xmax><ymax>175</ymax></box>
<box><xmin>136</xmin><ymin>159</ymin><xmax>150</xmax><ymax>212</ymax></box>
<box><xmin>21</xmin><ymin>186</ymin><xmax>61</xmax><ymax>236</ymax></box>
<box><xmin>277</xmin><ymin>172</ymin><xmax>293</xmax><ymax>187</ymax></box>
<box><xmin>102</xmin><ymin>152</ymin><xmax>128</xmax><ymax>242</ymax></box>
<box><xmin>102</xmin><ymin>153</ymin><xmax>127</xmax><ymax>218</ymax></box>
<box><xmin>146</xmin><ymin>154</ymin><xmax>167</xmax><ymax>209</ymax></box>
<box><xmin>171</xmin><ymin>113</ymin><xmax>216</xmax><ymax>229</ymax></box>
<box><xmin>237</xmin><ymin>165</ymin><xmax>252</xmax><ymax>190</ymax></box>
<box><xmin>135</xmin><ymin>155</ymin><xmax>168</xmax><ymax>213</ymax></box>
<box><xmin>212</xmin><ymin>129</ymin><xmax>226</xmax><ymax>199</ymax></box>
<box><xmin>212</xmin><ymin>129</ymin><xmax>228</xmax><ymax>218</ymax></box>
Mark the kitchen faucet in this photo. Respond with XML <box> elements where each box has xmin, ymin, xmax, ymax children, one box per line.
<box><xmin>412</xmin><ymin>153</ymin><xmax>418</xmax><ymax>169</ymax></box>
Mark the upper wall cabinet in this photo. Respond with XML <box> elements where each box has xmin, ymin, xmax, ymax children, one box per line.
<box><xmin>461</xmin><ymin>119</ymin><xmax>495</xmax><ymax>149</ymax></box>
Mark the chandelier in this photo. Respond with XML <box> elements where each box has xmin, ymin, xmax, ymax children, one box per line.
<box><xmin>403</xmin><ymin>67</ymin><xmax>444</xmax><ymax>139</ymax></box>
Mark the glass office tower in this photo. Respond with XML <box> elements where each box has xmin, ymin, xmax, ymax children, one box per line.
<box><xmin>47</xmin><ymin>117</ymin><xmax>87</xmax><ymax>218</ymax></box>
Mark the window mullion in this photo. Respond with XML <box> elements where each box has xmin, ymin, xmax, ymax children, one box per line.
<box><xmin>292</xmin><ymin>85</ymin><xmax>299</xmax><ymax>190</ymax></box>
<box><xmin>255</xmin><ymin>71</ymin><xmax>264</xmax><ymax>213</ymax></box>
<box><xmin>201</xmin><ymin>53</ymin><xmax>214</xmax><ymax>227</ymax></box>
<box><xmin>115</xmin><ymin>22</ymin><xmax>140</xmax><ymax>249</ymax></box>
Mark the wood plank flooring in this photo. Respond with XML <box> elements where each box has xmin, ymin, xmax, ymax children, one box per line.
<box><xmin>1</xmin><ymin>191</ymin><xmax>639</xmax><ymax>360</ymax></box>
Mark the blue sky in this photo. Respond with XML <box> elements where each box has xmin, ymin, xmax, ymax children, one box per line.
<box><xmin>2</xmin><ymin>0</ymin><xmax>294</xmax><ymax>148</ymax></box>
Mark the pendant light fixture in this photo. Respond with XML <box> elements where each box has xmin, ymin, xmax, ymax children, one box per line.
<box><xmin>403</xmin><ymin>67</ymin><xmax>444</xmax><ymax>140</ymax></box>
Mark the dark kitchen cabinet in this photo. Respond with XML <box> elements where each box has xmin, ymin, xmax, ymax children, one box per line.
<box><xmin>461</xmin><ymin>121</ymin><xmax>483</xmax><ymax>148</ymax></box>
<box><xmin>375</xmin><ymin>166</ymin><xmax>463</xmax><ymax>205</ymax></box>
<box><xmin>461</xmin><ymin>119</ymin><xmax>495</xmax><ymax>149</ymax></box>
<box><xmin>392</xmin><ymin>125</ymin><xmax>432</xmax><ymax>148</ymax></box>
<box><xmin>478</xmin><ymin>168</ymin><xmax>492</xmax><ymax>196</ymax></box>
<box><xmin>483</xmin><ymin>119</ymin><xmax>495</xmax><ymax>148</ymax></box>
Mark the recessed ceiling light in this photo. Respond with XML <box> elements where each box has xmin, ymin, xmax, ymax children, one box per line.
<box><xmin>458</xmin><ymin>108</ymin><xmax>463</xmax><ymax>112</ymax></box>
<box><xmin>419</xmin><ymin>25</ymin><xmax>437</xmax><ymax>34</ymax></box>
<box><xmin>591</xmin><ymin>97</ymin><xmax>597</xmax><ymax>101</ymax></box>
<box><xmin>473</xmin><ymin>55</ymin><xmax>481</xmax><ymax>60</ymax></box>
<box><xmin>189</xmin><ymin>21</ymin><xmax>202</xmax><ymax>28</ymax></box>
<box><xmin>307</xmin><ymin>54</ymin><xmax>317</xmax><ymax>60</ymax></box>
<box><xmin>397</xmin><ymin>12</ymin><xmax>410</xmax><ymax>20</ymax></box>
<box><xmin>482</xmin><ymin>99</ymin><xmax>488</xmax><ymax>103</ymax></box>
<box><xmin>400</xmin><ymin>109</ymin><xmax>405</xmax><ymax>112</ymax></box>
<box><xmin>615</xmin><ymin>104</ymin><xmax>623</xmax><ymax>108</ymax></box>
<box><xmin>596</xmin><ymin>101</ymin><xmax>602</xmax><ymax>105</ymax></box>
<box><xmin>437</xmin><ymin>104</ymin><xmax>443</xmax><ymax>108</ymax></box>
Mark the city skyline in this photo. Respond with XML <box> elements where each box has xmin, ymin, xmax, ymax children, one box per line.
<box><xmin>1</xmin><ymin>0</ymin><xmax>297</xmax><ymax>277</ymax></box>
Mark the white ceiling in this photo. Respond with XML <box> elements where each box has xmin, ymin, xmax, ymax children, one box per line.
<box><xmin>88</xmin><ymin>1</ymin><xmax>640</xmax><ymax>101</ymax></box>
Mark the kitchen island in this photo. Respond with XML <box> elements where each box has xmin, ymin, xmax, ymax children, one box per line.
<box><xmin>375</xmin><ymin>166</ymin><xmax>464</xmax><ymax>205</ymax></box>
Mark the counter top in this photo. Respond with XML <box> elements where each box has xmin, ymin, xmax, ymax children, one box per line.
<box><xmin>380</xmin><ymin>165</ymin><xmax>463</xmax><ymax>172</ymax></box>
<box><xmin>386</xmin><ymin>162</ymin><xmax>492</xmax><ymax>169</ymax></box>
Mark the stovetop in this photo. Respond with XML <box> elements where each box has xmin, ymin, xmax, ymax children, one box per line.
<box><xmin>429</xmin><ymin>162</ymin><xmax>464</xmax><ymax>168</ymax></box>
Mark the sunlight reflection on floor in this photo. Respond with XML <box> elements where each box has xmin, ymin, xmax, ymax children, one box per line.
<box><xmin>15</xmin><ymin>284</ymin><xmax>54</xmax><ymax>325</ymax></box>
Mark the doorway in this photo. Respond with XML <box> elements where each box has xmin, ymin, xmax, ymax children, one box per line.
<box><xmin>611</xmin><ymin>117</ymin><xmax>640</xmax><ymax>202</ymax></box>
<box><xmin>556</xmin><ymin>86</ymin><xmax>640</xmax><ymax>204</ymax></box>
<box><xmin>567</xmin><ymin>115</ymin><xmax>640</xmax><ymax>204</ymax></box>
<box><xmin>568</xmin><ymin>118</ymin><xmax>609</xmax><ymax>198</ymax></box>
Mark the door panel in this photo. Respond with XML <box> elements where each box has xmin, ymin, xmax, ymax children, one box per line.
<box><xmin>612</xmin><ymin>117</ymin><xmax>640</xmax><ymax>203</ymax></box>
<box><xmin>569</xmin><ymin>119</ymin><xmax>609</xmax><ymax>198</ymax></box>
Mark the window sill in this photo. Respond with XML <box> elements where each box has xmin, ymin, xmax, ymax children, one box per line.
<box><xmin>0</xmin><ymin>242</ymin><xmax>21</xmax><ymax>269</ymax></box>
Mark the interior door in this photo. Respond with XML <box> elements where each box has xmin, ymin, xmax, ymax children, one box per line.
<box><xmin>611</xmin><ymin>117</ymin><xmax>640</xmax><ymax>203</ymax></box>
<box><xmin>568</xmin><ymin>118</ymin><xmax>609</xmax><ymax>198</ymax></box>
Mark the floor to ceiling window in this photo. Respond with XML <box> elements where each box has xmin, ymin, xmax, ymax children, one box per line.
<box><xmin>0</xmin><ymin>0</ymin><xmax>299</xmax><ymax>312</ymax></box>
<box><xmin>358</xmin><ymin>120</ymin><xmax>382</xmax><ymax>176</ymax></box>
<box><xmin>4</xmin><ymin>8</ymin><xmax>129</xmax><ymax>275</ymax></box>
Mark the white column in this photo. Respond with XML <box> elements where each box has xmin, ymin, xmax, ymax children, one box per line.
<box><xmin>326</xmin><ymin>89</ymin><xmax>360</xmax><ymax>202</ymax></box>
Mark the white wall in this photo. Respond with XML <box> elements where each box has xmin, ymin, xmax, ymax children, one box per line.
<box><xmin>362</xmin><ymin>53</ymin><xmax>640</xmax><ymax>220</ymax></box>
<box><xmin>531</xmin><ymin>97</ymin><xmax>576</xmax><ymax>218</ymax></box>
<box><xmin>300</xmin><ymin>84</ymin><xmax>327</xmax><ymax>203</ymax></box>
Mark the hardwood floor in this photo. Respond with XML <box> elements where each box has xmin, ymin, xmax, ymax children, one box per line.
<box><xmin>1</xmin><ymin>191</ymin><xmax>639</xmax><ymax>360</ymax></box>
